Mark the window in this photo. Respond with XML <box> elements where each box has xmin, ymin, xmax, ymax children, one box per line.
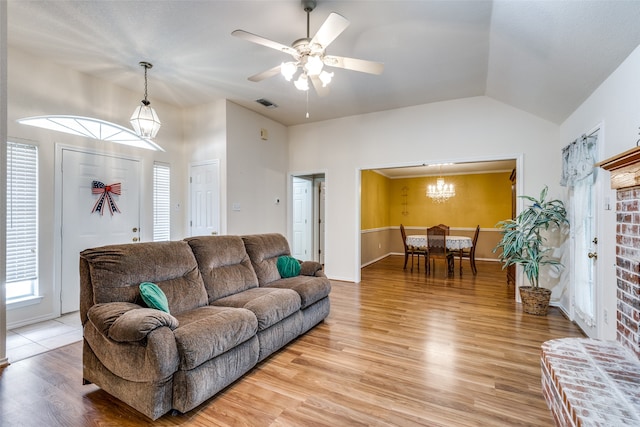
<box><xmin>153</xmin><ymin>162</ymin><xmax>170</xmax><ymax>241</ymax></box>
<box><xmin>6</xmin><ymin>141</ymin><xmax>38</xmax><ymax>301</ymax></box>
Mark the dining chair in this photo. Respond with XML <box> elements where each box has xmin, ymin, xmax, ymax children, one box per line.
<box><xmin>400</xmin><ymin>224</ymin><xmax>428</xmax><ymax>272</ymax></box>
<box><xmin>427</xmin><ymin>225</ymin><xmax>454</xmax><ymax>275</ymax></box>
<box><xmin>459</xmin><ymin>225</ymin><xmax>480</xmax><ymax>274</ymax></box>
<box><xmin>436</xmin><ymin>223</ymin><xmax>450</xmax><ymax>234</ymax></box>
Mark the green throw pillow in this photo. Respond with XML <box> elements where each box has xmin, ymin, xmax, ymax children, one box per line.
<box><xmin>139</xmin><ymin>282</ymin><xmax>170</xmax><ymax>313</ymax></box>
<box><xmin>277</xmin><ymin>256</ymin><xmax>301</xmax><ymax>278</ymax></box>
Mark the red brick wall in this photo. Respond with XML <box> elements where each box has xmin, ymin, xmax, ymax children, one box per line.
<box><xmin>616</xmin><ymin>186</ymin><xmax>640</xmax><ymax>359</ymax></box>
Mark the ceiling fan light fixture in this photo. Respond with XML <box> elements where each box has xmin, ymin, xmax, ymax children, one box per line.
<box><xmin>281</xmin><ymin>61</ymin><xmax>298</xmax><ymax>81</ymax></box>
<box><xmin>130</xmin><ymin>61</ymin><xmax>161</xmax><ymax>139</ymax></box>
<box><xmin>319</xmin><ymin>70</ymin><xmax>334</xmax><ymax>87</ymax></box>
<box><xmin>294</xmin><ymin>73</ymin><xmax>309</xmax><ymax>91</ymax></box>
<box><xmin>304</xmin><ymin>54</ymin><xmax>324</xmax><ymax>76</ymax></box>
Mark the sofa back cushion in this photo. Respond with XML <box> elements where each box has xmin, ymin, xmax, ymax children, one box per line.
<box><xmin>80</xmin><ymin>241</ymin><xmax>208</xmax><ymax>316</ymax></box>
<box><xmin>185</xmin><ymin>235</ymin><xmax>259</xmax><ymax>302</ymax></box>
<box><xmin>242</xmin><ymin>234</ymin><xmax>291</xmax><ymax>286</ymax></box>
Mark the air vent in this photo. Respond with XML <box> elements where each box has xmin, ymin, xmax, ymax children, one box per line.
<box><xmin>256</xmin><ymin>98</ymin><xmax>278</xmax><ymax>108</ymax></box>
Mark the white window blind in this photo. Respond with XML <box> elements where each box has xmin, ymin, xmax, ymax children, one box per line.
<box><xmin>6</xmin><ymin>142</ymin><xmax>38</xmax><ymax>292</ymax></box>
<box><xmin>153</xmin><ymin>162</ymin><xmax>171</xmax><ymax>241</ymax></box>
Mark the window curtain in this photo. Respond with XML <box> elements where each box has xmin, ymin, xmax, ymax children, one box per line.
<box><xmin>562</xmin><ymin>133</ymin><xmax>598</xmax><ymax>327</ymax></box>
<box><xmin>560</xmin><ymin>134</ymin><xmax>597</xmax><ymax>187</ymax></box>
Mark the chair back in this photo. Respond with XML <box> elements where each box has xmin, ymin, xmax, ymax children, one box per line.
<box><xmin>400</xmin><ymin>224</ymin><xmax>408</xmax><ymax>250</ymax></box>
<box><xmin>470</xmin><ymin>225</ymin><xmax>480</xmax><ymax>256</ymax></box>
<box><xmin>471</xmin><ymin>225</ymin><xmax>480</xmax><ymax>246</ymax></box>
<box><xmin>436</xmin><ymin>223</ymin><xmax>450</xmax><ymax>235</ymax></box>
<box><xmin>427</xmin><ymin>226</ymin><xmax>447</xmax><ymax>256</ymax></box>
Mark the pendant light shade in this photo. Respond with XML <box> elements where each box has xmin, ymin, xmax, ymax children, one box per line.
<box><xmin>130</xmin><ymin>61</ymin><xmax>161</xmax><ymax>139</ymax></box>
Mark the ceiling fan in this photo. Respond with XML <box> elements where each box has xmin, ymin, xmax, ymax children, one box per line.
<box><xmin>232</xmin><ymin>0</ymin><xmax>384</xmax><ymax>96</ymax></box>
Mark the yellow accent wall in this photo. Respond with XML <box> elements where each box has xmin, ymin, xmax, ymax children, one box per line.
<box><xmin>361</xmin><ymin>170</ymin><xmax>391</xmax><ymax>229</ymax></box>
<box><xmin>361</xmin><ymin>170</ymin><xmax>512</xmax><ymax>229</ymax></box>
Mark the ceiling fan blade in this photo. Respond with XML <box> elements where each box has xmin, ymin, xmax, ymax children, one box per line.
<box><xmin>310</xmin><ymin>12</ymin><xmax>350</xmax><ymax>49</ymax></box>
<box><xmin>248</xmin><ymin>65</ymin><xmax>282</xmax><ymax>82</ymax></box>
<box><xmin>309</xmin><ymin>75</ymin><xmax>329</xmax><ymax>97</ymax></box>
<box><xmin>324</xmin><ymin>55</ymin><xmax>384</xmax><ymax>75</ymax></box>
<box><xmin>232</xmin><ymin>29</ymin><xmax>298</xmax><ymax>57</ymax></box>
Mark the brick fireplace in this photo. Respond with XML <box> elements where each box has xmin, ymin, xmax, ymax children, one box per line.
<box><xmin>599</xmin><ymin>146</ymin><xmax>640</xmax><ymax>359</ymax></box>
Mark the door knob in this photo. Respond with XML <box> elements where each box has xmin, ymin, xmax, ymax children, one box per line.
<box><xmin>132</xmin><ymin>237</ymin><xmax>139</xmax><ymax>242</ymax></box>
<box><xmin>211</xmin><ymin>231</ymin><xmax>218</xmax><ymax>235</ymax></box>
<box><xmin>588</xmin><ymin>252</ymin><xmax>597</xmax><ymax>259</ymax></box>
<box><xmin>132</xmin><ymin>227</ymin><xmax>138</xmax><ymax>233</ymax></box>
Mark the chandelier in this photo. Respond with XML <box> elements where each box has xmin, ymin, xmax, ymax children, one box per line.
<box><xmin>130</xmin><ymin>61</ymin><xmax>161</xmax><ymax>139</ymax></box>
<box><xmin>427</xmin><ymin>176</ymin><xmax>455</xmax><ymax>203</ymax></box>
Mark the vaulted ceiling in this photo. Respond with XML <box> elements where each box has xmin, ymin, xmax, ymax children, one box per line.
<box><xmin>8</xmin><ymin>1</ymin><xmax>640</xmax><ymax>127</ymax></box>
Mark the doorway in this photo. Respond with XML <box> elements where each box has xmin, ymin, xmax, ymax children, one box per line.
<box><xmin>291</xmin><ymin>173</ymin><xmax>325</xmax><ymax>263</ymax></box>
<box><xmin>60</xmin><ymin>148</ymin><xmax>141</xmax><ymax>314</ymax></box>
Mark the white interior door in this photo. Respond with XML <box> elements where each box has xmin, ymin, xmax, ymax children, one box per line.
<box><xmin>190</xmin><ymin>161</ymin><xmax>220</xmax><ymax>237</ymax></box>
<box><xmin>292</xmin><ymin>177</ymin><xmax>312</xmax><ymax>260</ymax></box>
<box><xmin>61</xmin><ymin>149</ymin><xmax>140</xmax><ymax>314</ymax></box>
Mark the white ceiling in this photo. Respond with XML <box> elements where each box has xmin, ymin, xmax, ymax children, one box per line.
<box><xmin>7</xmin><ymin>1</ymin><xmax>640</xmax><ymax>127</ymax></box>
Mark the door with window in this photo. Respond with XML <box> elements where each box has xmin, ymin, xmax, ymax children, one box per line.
<box><xmin>60</xmin><ymin>149</ymin><xmax>141</xmax><ymax>313</ymax></box>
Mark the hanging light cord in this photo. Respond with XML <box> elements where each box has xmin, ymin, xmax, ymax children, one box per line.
<box><xmin>140</xmin><ymin>62</ymin><xmax>151</xmax><ymax>106</ymax></box>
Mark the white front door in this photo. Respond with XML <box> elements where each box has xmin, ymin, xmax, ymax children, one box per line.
<box><xmin>190</xmin><ymin>161</ymin><xmax>220</xmax><ymax>237</ymax></box>
<box><xmin>61</xmin><ymin>149</ymin><xmax>141</xmax><ymax>313</ymax></box>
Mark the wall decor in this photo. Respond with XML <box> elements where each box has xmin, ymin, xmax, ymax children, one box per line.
<box><xmin>92</xmin><ymin>180</ymin><xmax>121</xmax><ymax>215</ymax></box>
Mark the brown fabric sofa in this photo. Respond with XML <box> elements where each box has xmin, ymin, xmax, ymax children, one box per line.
<box><xmin>79</xmin><ymin>234</ymin><xmax>330</xmax><ymax>420</ymax></box>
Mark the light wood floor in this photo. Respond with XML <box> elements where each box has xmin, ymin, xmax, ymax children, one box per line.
<box><xmin>0</xmin><ymin>257</ymin><xmax>585</xmax><ymax>426</ymax></box>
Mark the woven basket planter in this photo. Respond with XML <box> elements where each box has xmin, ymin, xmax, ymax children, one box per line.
<box><xmin>519</xmin><ymin>286</ymin><xmax>552</xmax><ymax>316</ymax></box>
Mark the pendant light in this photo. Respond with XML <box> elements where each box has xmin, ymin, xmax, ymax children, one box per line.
<box><xmin>130</xmin><ymin>61</ymin><xmax>161</xmax><ymax>139</ymax></box>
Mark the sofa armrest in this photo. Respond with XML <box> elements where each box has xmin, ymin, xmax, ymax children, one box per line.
<box><xmin>88</xmin><ymin>302</ymin><xmax>179</xmax><ymax>343</ymax></box>
<box><xmin>300</xmin><ymin>260</ymin><xmax>323</xmax><ymax>276</ymax></box>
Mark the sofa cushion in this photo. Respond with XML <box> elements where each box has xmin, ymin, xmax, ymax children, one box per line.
<box><xmin>173</xmin><ymin>306</ymin><xmax>258</xmax><ymax>371</ymax></box>
<box><xmin>242</xmin><ymin>233</ymin><xmax>291</xmax><ymax>285</ymax></box>
<box><xmin>80</xmin><ymin>241</ymin><xmax>208</xmax><ymax>316</ymax></box>
<box><xmin>212</xmin><ymin>287</ymin><xmax>301</xmax><ymax>331</ymax></box>
<box><xmin>185</xmin><ymin>235</ymin><xmax>259</xmax><ymax>301</ymax></box>
<box><xmin>263</xmin><ymin>275</ymin><xmax>331</xmax><ymax>309</ymax></box>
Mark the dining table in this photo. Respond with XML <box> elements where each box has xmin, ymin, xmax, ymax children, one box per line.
<box><xmin>406</xmin><ymin>234</ymin><xmax>473</xmax><ymax>251</ymax></box>
<box><xmin>406</xmin><ymin>234</ymin><xmax>474</xmax><ymax>275</ymax></box>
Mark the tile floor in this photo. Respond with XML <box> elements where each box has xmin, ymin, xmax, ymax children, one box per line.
<box><xmin>6</xmin><ymin>312</ymin><xmax>83</xmax><ymax>363</ymax></box>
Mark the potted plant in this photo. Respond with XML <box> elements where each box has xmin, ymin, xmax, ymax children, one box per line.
<box><xmin>494</xmin><ymin>186</ymin><xmax>569</xmax><ymax>315</ymax></box>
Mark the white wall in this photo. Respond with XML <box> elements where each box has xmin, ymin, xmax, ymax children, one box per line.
<box><xmin>288</xmin><ymin>96</ymin><xmax>561</xmax><ymax>283</ymax></box>
<box><xmin>1</xmin><ymin>0</ymin><xmax>8</xmax><ymax>366</ymax></box>
<box><xmin>6</xmin><ymin>48</ymin><xmax>187</xmax><ymax>328</ymax></box>
<box><xmin>559</xmin><ymin>44</ymin><xmax>640</xmax><ymax>340</ymax></box>
<box><xmin>183</xmin><ymin>99</ymin><xmax>228</xmax><ymax>233</ymax></box>
<box><xmin>183</xmin><ymin>100</ymin><xmax>288</xmax><ymax>236</ymax></box>
<box><xmin>225</xmin><ymin>101</ymin><xmax>288</xmax><ymax>235</ymax></box>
